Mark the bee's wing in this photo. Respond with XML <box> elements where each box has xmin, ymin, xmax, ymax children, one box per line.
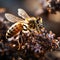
<box><xmin>5</xmin><ymin>13</ymin><xmax>24</xmax><ymax>23</ymax></box>
<box><xmin>18</xmin><ymin>8</ymin><xmax>30</xmax><ymax>20</ymax></box>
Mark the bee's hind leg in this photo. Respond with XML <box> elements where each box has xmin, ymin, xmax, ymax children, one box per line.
<box><xmin>17</xmin><ymin>39</ymin><xmax>21</xmax><ymax>50</ymax></box>
<box><xmin>18</xmin><ymin>31</ymin><xmax>23</xmax><ymax>50</ymax></box>
<box><xmin>14</xmin><ymin>32</ymin><xmax>21</xmax><ymax>50</ymax></box>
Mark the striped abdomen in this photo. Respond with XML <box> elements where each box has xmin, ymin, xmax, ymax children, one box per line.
<box><xmin>6</xmin><ymin>22</ymin><xmax>23</xmax><ymax>38</ymax></box>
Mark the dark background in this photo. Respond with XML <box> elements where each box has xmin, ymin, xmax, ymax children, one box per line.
<box><xmin>0</xmin><ymin>0</ymin><xmax>60</xmax><ymax>37</ymax></box>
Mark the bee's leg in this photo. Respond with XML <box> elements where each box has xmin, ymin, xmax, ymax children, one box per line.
<box><xmin>18</xmin><ymin>31</ymin><xmax>23</xmax><ymax>50</ymax></box>
<box><xmin>15</xmin><ymin>37</ymin><xmax>20</xmax><ymax>50</ymax></box>
<box><xmin>14</xmin><ymin>33</ymin><xmax>21</xmax><ymax>50</ymax></box>
<box><xmin>17</xmin><ymin>39</ymin><xmax>20</xmax><ymax>50</ymax></box>
<box><xmin>20</xmin><ymin>31</ymin><xmax>23</xmax><ymax>43</ymax></box>
<box><xmin>35</xmin><ymin>20</ymin><xmax>40</xmax><ymax>33</ymax></box>
<box><xmin>39</xmin><ymin>17</ymin><xmax>43</xmax><ymax>28</ymax></box>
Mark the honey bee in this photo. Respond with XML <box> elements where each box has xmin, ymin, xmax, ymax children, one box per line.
<box><xmin>5</xmin><ymin>8</ymin><xmax>43</xmax><ymax>39</ymax></box>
